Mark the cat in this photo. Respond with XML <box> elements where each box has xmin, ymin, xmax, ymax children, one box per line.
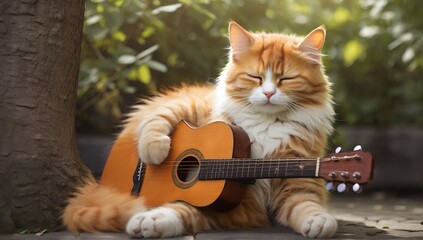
<box><xmin>63</xmin><ymin>21</ymin><xmax>337</xmax><ymax>238</ymax></box>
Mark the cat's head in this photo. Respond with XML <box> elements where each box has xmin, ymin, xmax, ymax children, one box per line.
<box><xmin>219</xmin><ymin>21</ymin><xmax>332</xmax><ymax>115</ymax></box>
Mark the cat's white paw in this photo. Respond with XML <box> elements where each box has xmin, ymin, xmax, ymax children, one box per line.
<box><xmin>126</xmin><ymin>207</ymin><xmax>184</xmax><ymax>238</ymax></box>
<box><xmin>301</xmin><ymin>212</ymin><xmax>337</xmax><ymax>238</ymax></box>
<box><xmin>138</xmin><ymin>134</ymin><xmax>171</xmax><ymax>165</ymax></box>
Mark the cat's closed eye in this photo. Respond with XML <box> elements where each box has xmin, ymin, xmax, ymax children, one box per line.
<box><xmin>278</xmin><ymin>75</ymin><xmax>298</xmax><ymax>83</ymax></box>
<box><xmin>246</xmin><ymin>73</ymin><xmax>263</xmax><ymax>82</ymax></box>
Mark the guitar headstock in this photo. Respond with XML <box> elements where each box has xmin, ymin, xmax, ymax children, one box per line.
<box><xmin>320</xmin><ymin>145</ymin><xmax>374</xmax><ymax>193</ymax></box>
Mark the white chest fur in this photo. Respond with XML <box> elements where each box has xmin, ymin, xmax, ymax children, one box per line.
<box><xmin>215</xmin><ymin>105</ymin><xmax>334</xmax><ymax>159</ymax></box>
<box><xmin>230</xmin><ymin>106</ymin><xmax>334</xmax><ymax>158</ymax></box>
<box><xmin>214</xmin><ymin>81</ymin><xmax>334</xmax><ymax>158</ymax></box>
<box><xmin>231</xmin><ymin>113</ymin><xmax>286</xmax><ymax>158</ymax></box>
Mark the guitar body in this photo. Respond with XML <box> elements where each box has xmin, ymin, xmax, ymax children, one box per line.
<box><xmin>101</xmin><ymin>121</ymin><xmax>251</xmax><ymax>210</ymax></box>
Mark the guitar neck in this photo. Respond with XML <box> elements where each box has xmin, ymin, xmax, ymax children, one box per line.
<box><xmin>198</xmin><ymin>158</ymin><xmax>319</xmax><ymax>180</ymax></box>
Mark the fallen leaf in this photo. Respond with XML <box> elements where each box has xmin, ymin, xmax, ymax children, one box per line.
<box><xmin>35</xmin><ymin>229</ymin><xmax>48</xmax><ymax>236</ymax></box>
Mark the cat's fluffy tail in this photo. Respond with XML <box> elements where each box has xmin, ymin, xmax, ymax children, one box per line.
<box><xmin>62</xmin><ymin>178</ymin><xmax>146</xmax><ymax>232</ymax></box>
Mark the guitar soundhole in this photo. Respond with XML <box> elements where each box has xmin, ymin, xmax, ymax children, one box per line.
<box><xmin>177</xmin><ymin>156</ymin><xmax>200</xmax><ymax>183</ymax></box>
<box><xmin>173</xmin><ymin>149</ymin><xmax>203</xmax><ymax>189</ymax></box>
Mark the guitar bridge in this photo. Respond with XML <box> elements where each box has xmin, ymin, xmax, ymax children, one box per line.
<box><xmin>131</xmin><ymin>160</ymin><xmax>145</xmax><ymax>197</ymax></box>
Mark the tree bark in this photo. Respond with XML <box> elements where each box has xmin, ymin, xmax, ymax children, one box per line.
<box><xmin>0</xmin><ymin>0</ymin><xmax>91</xmax><ymax>233</ymax></box>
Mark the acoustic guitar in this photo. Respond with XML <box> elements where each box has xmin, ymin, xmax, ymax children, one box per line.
<box><xmin>101</xmin><ymin>120</ymin><xmax>373</xmax><ymax>210</ymax></box>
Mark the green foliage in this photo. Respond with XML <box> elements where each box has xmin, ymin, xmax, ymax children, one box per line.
<box><xmin>78</xmin><ymin>0</ymin><xmax>423</xmax><ymax>132</ymax></box>
<box><xmin>78</xmin><ymin>0</ymin><xmax>175</xmax><ymax>131</ymax></box>
<box><xmin>329</xmin><ymin>0</ymin><xmax>423</xmax><ymax>126</ymax></box>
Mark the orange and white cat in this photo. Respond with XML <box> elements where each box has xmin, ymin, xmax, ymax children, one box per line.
<box><xmin>63</xmin><ymin>21</ymin><xmax>337</xmax><ymax>238</ymax></box>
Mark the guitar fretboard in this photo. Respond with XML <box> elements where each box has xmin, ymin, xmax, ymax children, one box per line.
<box><xmin>198</xmin><ymin>158</ymin><xmax>318</xmax><ymax>180</ymax></box>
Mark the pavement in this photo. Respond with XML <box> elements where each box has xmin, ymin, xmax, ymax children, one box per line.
<box><xmin>330</xmin><ymin>192</ymin><xmax>423</xmax><ymax>239</ymax></box>
<box><xmin>1</xmin><ymin>191</ymin><xmax>422</xmax><ymax>239</ymax></box>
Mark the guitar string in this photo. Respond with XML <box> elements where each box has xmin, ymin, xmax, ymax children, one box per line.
<box><xmin>148</xmin><ymin>166</ymin><xmax>318</xmax><ymax>172</ymax></box>
<box><xmin>144</xmin><ymin>163</ymin><xmax>362</xmax><ymax>179</ymax></box>
<box><xmin>142</xmin><ymin>159</ymin><xmax>358</xmax><ymax>171</ymax></box>
<box><xmin>144</xmin><ymin>166</ymin><xmax>350</xmax><ymax>175</ymax></box>
<box><xmin>138</xmin><ymin>157</ymin><xmax>355</xmax><ymax>167</ymax></box>
<box><xmin>147</xmin><ymin>169</ymin><xmax>346</xmax><ymax>174</ymax></box>
<box><xmin>139</xmin><ymin>156</ymin><xmax>358</xmax><ymax>165</ymax></box>
<box><xmin>139</xmin><ymin>171</ymin><xmax>363</xmax><ymax>181</ymax></box>
<box><xmin>145</xmin><ymin>161</ymin><xmax>358</xmax><ymax>170</ymax></box>
<box><xmin>140</xmin><ymin>171</ymin><xmax>360</xmax><ymax>177</ymax></box>
<box><xmin>148</xmin><ymin>164</ymin><xmax>314</xmax><ymax>172</ymax></box>
<box><xmin>137</xmin><ymin>169</ymin><xmax>364</xmax><ymax>183</ymax></box>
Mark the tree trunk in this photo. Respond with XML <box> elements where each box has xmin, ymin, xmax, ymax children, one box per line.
<box><xmin>0</xmin><ymin>0</ymin><xmax>92</xmax><ymax>233</ymax></box>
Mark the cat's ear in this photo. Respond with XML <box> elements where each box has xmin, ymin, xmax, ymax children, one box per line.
<box><xmin>298</xmin><ymin>26</ymin><xmax>326</xmax><ymax>63</ymax></box>
<box><xmin>228</xmin><ymin>21</ymin><xmax>254</xmax><ymax>60</ymax></box>
<box><xmin>299</xmin><ymin>26</ymin><xmax>326</xmax><ymax>51</ymax></box>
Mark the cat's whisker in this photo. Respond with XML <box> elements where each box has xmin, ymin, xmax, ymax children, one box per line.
<box><xmin>220</xmin><ymin>97</ymin><xmax>254</xmax><ymax>114</ymax></box>
<box><xmin>291</xmin><ymin>95</ymin><xmax>317</xmax><ymax>107</ymax></box>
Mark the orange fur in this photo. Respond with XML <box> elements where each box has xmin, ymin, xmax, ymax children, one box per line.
<box><xmin>62</xmin><ymin>177</ymin><xmax>145</xmax><ymax>232</ymax></box>
<box><xmin>120</xmin><ymin>84</ymin><xmax>216</xmax><ymax>141</ymax></box>
<box><xmin>65</xmin><ymin>22</ymin><xmax>336</xmax><ymax>238</ymax></box>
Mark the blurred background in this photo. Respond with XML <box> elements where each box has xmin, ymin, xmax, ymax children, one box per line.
<box><xmin>76</xmin><ymin>0</ymin><xmax>423</xmax><ymax>192</ymax></box>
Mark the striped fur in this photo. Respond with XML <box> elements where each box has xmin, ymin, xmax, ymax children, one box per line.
<box><xmin>64</xmin><ymin>22</ymin><xmax>337</xmax><ymax>238</ymax></box>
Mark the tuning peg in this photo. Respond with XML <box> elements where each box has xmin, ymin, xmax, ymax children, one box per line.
<box><xmin>352</xmin><ymin>183</ymin><xmax>362</xmax><ymax>193</ymax></box>
<box><xmin>325</xmin><ymin>182</ymin><xmax>334</xmax><ymax>191</ymax></box>
<box><xmin>336</xmin><ymin>183</ymin><xmax>347</xmax><ymax>193</ymax></box>
<box><xmin>335</xmin><ymin>146</ymin><xmax>342</xmax><ymax>153</ymax></box>
<box><xmin>353</xmin><ymin>145</ymin><xmax>362</xmax><ymax>151</ymax></box>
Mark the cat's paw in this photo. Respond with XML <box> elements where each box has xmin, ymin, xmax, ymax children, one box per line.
<box><xmin>301</xmin><ymin>212</ymin><xmax>337</xmax><ymax>238</ymax></box>
<box><xmin>126</xmin><ymin>207</ymin><xmax>184</xmax><ymax>238</ymax></box>
<box><xmin>138</xmin><ymin>134</ymin><xmax>171</xmax><ymax>165</ymax></box>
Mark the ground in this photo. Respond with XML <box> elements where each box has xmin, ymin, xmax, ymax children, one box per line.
<box><xmin>1</xmin><ymin>192</ymin><xmax>422</xmax><ymax>239</ymax></box>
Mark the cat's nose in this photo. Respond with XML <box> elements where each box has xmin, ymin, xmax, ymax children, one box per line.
<box><xmin>263</xmin><ymin>90</ymin><xmax>275</xmax><ymax>99</ymax></box>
